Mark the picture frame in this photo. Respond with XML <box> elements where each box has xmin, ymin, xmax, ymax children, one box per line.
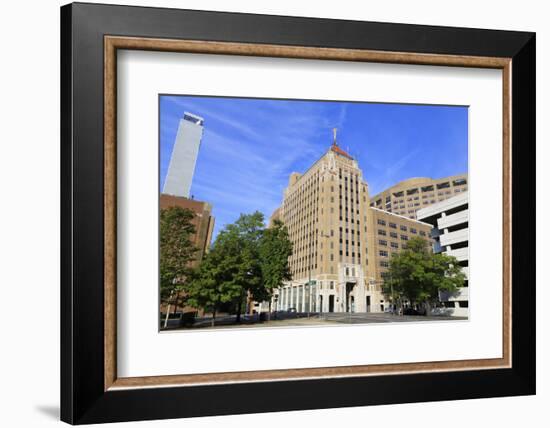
<box><xmin>60</xmin><ymin>2</ymin><xmax>535</xmax><ymax>424</ymax></box>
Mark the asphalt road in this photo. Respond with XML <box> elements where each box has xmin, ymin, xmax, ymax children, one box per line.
<box><xmin>164</xmin><ymin>312</ymin><xmax>466</xmax><ymax>330</ymax></box>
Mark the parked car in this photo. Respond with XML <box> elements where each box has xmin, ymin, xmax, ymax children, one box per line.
<box><xmin>160</xmin><ymin>311</ymin><xmax>196</xmax><ymax>329</ymax></box>
<box><xmin>403</xmin><ymin>307</ymin><xmax>427</xmax><ymax>316</ymax></box>
<box><xmin>287</xmin><ymin>307</ymin><xmax>297</xmax><ymax>313</ymax></box>
<box><xmin>181</xmin><ymin>311</ymin><xmax>197</xmax><ymax>327</ymax></box>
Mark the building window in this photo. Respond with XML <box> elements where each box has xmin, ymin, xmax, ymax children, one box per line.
<box><xmin>400</xmin><ymin>225</ymin><xmax>407</xmax><ymax>231</ymax></box>
<box><xmin>378</xmin><ymin>229</ymin><xmax>387</xmax><ymax>236</ymax></box>
<box><xmin>380</xmin><ymin>261</ymin><xmax>389</xmax><ymax>268</ymax></box>
<box><xmin>377</xmin><ymin>219</ymin><xmax>386</xmax><ymax>226</ymax></box>
<box><xmin>389</xmin><ymin>222</ymin><xmax>397</xmax><ymax>229</ymax></box>
<box><xmin>410</xmin><ymin>228</ymin><xmax>417</xmax><ymax>234</ymax></box>
<box><xmin>379</xmin><ymin>250</ymin><xmax>388</xmax><ymax>257</ymax></box>
<box><xmin>378</xmin><ymin>239</ymin><xmax>387</xmax><ymax>246</ymax></box>
<box><xmin>401</xmin><ymin>235</ymin><xmax>408</xmax><ymax>241</ymax></box>
<box><xmin>390</xmin><ymin>231</ymin><xmax>398</xmax><ymax>238</ymax></box>
<box><xmin>419</xmin><ymin>230</ymin><xmax>426</xmax><ymax>237</ymax></box>
<box><xmin>390</xmin><ymin>242</ymin><xmax>399</xmax><ymax>249</ymax></box>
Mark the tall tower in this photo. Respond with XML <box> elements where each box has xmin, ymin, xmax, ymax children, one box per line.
<box><xmin>163</xmin><ymin>112</ymin><xmax>204</xmax><ymax>198</ymax></box>
<box><xmin>272</xmin><ymin>134</ymin><xmax>377</xmax><ymax>314</ymax></box>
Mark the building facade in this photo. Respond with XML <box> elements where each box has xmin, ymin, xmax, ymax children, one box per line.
<box><xmin>270</xmin><ymin>141</ymin><xmax>434</xmax><ymax>314</ymax></box>
<box><xmin>417</xmin><ymin>191</ymin><xmax>469</xmax><ymax>316</ymax></box>
<box><xmin>368</xmin><ymin>208</ymin><xmax>433</xmax><ymax>297</ymax></box>
<box><xmin>160</xmin><ymin>194</ymin><xmax>215</xmax><ymax>264</ymax></box>
<box><xmin>370</xmin><ymin>174</ymin><xmax>468</xmax><ymax>219</ymax></box>
<box><xmin>268</xmin><ymin>207</ymin><xmax>282</xmax><ymax>227</ymax></box>
<box><xmin>162</xmin><ymin>112</ymin><xmax>204</xmax><ymax>198</ymax></box>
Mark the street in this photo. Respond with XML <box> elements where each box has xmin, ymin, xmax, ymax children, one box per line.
<box><xmin>163</xmin><ymin>311</ymin><xmax>467</xmax><ymax>330</ymax></box>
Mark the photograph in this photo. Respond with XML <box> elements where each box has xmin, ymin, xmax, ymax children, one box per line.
<box><xmin>158</xmin><ymin>95</ymin><xmax>470</xmax><ymax>330</ymax></box>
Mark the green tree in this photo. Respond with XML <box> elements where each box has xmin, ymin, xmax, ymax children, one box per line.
<box><xmin>185</xmin><ymin>247</ymin><xmax>242</xmax><ymax>326</ymax></box>
<box><xmin>222</xmin><ymin>211</ymin><xmax>265</xmax><ymax>321</ymax></box>
<box><xmin>185</xmin><ymin>211</ymin><xmax>265</xmax><ymax>324</ymax></box>
<box><xmin>383</xmin><ymin>237</ymin><xmax>465</xmax><ymax>313</ymax></box>
<box><xmin>159</xmin><ymin>206</ymin><xmax>198</xmax><ymax>325</ymax></box>
<box><xmin>258</xmin><ymin>219</ymin><xmax>293</xmax><ymax>307</ymax></box>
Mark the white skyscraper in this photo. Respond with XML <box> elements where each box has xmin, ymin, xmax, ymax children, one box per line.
<box><xmin>163</xmin><ymin>112</ymin><xmax>204</xmax><ymax>198</ymax></box>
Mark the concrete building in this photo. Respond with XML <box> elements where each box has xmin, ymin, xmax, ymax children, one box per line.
<box><xmin>417</xmin><ymin>191</ymin><xmax>469</xmax><ymax>317</ymax></box>
<box><xmin>268</xmin><ymin>207</ymin><xmax>282</xmax><ymax>227</ymax></box>
<box><xmin>162</xmin><ymin>112</ymin><xmax>204</xmax><ymax>198</ymax></box>
<box><xmin>160</xmin><ymin>194</ymin><xmax>215</xmax><ymax>264</ymax></box>
<box><xmin>270</xmin><ymin>138</ymin><xmax>434</xmax><ymax>314</ymax></box>
<box><xmin>370</xmin><ymin>174</ymin><xmax>468</xmax><ymax>219</ymax></box>
<box><xmin>368</xmin><ymin>208</ymin><xmax>433</xmax><ymax>299</ymax></box>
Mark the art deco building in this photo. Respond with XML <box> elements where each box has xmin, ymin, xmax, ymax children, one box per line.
<box><xmin>370</xmin><ymin>174</ymin><xmax>468</xmax><ymax>219</ymax></box>
<box><xmin>163</xmin><ymin>112</ymin><xmax>204</xmax><ymax>198</ymax></box>
<box><xmin>270</xmin><ymin>137</ymin><xmax>434</xmax><ymax>314</ymax></box>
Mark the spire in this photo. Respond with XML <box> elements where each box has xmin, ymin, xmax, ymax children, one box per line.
<box><xmin>329</xmin><ymin>127</ymin><xmax>353</xmax><ymax>160</ymax></box>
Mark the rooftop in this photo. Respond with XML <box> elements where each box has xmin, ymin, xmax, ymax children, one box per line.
<box><xmin>330</xmin><ymin>142</ymin><xmax>353</xmax><ymax>160</ymax></box>
<box><xmin>183</xmin><ymin>111</ymin><xmax>204</xmax><ymax>126</ymax></box>
<box><xmin>372</xmin><ymin>173</ymin><xmax>468</xmax><ymax>198</ymax></box>
<box><xmin>286</xmin><ymin>142</ymin><xmax>358</xmax><ymax>189</ymax></box>
<box><xmin>369</xmin><ymin>206</ymin><xmax>433</xmax><ymax>227</ymax></box>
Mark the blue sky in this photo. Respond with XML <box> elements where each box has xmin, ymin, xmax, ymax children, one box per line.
<box><xmin>160</xmin><ymin>95</ymin><xmax>468</xmax><ymax>239</ymax></box>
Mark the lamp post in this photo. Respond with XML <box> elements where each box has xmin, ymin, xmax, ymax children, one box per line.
<box><xmin>369</xmin><ymin>276</ymin><xmax>397</xmax><ymax>315</ymax></box>
<box><xmin>389</xmin><ymin>270</ymin><xmax>395</xmax><ymax>314</ymax></box>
